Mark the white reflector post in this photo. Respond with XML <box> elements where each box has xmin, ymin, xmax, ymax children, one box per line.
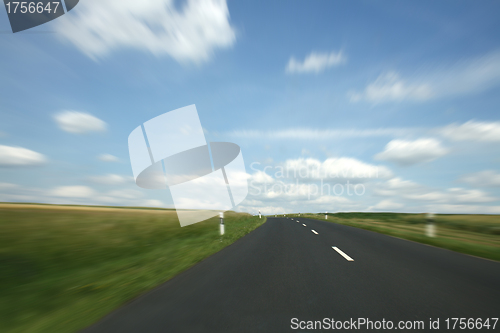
<box><xmin>426</xmin><ymin>212</ymin><xmax>435</xmax><ymax>237</ymax></box>
<box><xmin>426</xmin><ymin>223</ymin><xmax>435</xmax><ymax>237</ymax></box>
<box><xmin>219</xmin><ymin>212</ymin><xmax>224</xmax><ymax>235</ymax></box>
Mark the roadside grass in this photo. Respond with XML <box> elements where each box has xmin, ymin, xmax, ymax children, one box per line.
<box><xmin>0</xmin><ymin>204</ymin><xmax>265</xmax><ymax>333</ymax></box>
<box><xmin>292</xmin><ymin>213</ymin><xmax>500</xmax><ymax>262</ymax></box>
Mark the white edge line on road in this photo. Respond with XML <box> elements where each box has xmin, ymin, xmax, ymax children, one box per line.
<box><xmin>332</xmin><ymin>247</ymin><xmax>354</xmax><ymax>261</ymax></box>
<box><xmin>302</xmin><ymin>224</ymin><xmax>306</xmax><ymax>227</ymax></box>
<box><xmin>311</xmin><ymin>230</ymin><xmax>318</xmax><ymax>235</ymax></box>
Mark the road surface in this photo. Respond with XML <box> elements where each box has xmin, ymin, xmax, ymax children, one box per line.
<box><xmin>83</xmin><ymin>217</ymin><xmax>500</xmax><ymax>332</ymax></box>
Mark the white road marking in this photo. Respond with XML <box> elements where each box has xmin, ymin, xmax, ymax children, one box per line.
<box><xmin>302</xmin><ymin>224</ymin><xmax>306</xmax><ymax>227</ymax></box>
<box><xmin>311</xmin><ymin>230</ymin><xmax>318</xmax><ymax>234</ymax></box>
<box><xmin>332</xmin><ymin>247</ymin><xmax>354</xmax><ymax>261</ymax></box>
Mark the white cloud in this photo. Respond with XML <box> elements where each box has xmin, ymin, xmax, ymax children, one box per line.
<box><xmin>237</xmin><ymin>192</ymin><xmax>361</xmax><ymax>215</ymax></box>
<box><xmin>373</xmin><ymin>178</ymin><xmax>497</xmax><ymax>204</ymax></box>
<box><xmin>257</xmin><ymin>182</ymin><xmax>324</xmax><ymax>201</ymax></box>
<box><xmin>138</xmin><ymin>199</ymin><xmax>163</xmax><ymax>207</ymax></box>
<box><xmin>308</xmin><ymin>195</ymin><xmax>355</xmax><ymax>206</ymax></box>
<box><xmin>54</xmin><ymin>111</ymin><xmax>107</xmax><ymax>134</ymax></box>
<box><xmin>375</xmin><ymin>138</ymin><xmax>448</xmax><ymax>166</ymax></box>
<box><xmin>0</xmin><ymin>182</ymin><xmax>166</xmax><ymax>208</ymax></box>
<box><xmin>0</xmin><ymin>183</ymin><xmax>45</xmax><ymax>203</ymax></box>
<box><xmin>349</xmin><ymin>72</ymin><xmax>432</xmax><ymax>103</ymax></box>
<box><xmin>236</xmin><ymin>205</ymin><xmax>287</xmax><ymax>215</ymax></box>
<box><xmin>436</xmin><ymin>51</ymin><xmax>500</xmax><ymax>96</ymax></box>
<box><xmin>447</xmin><ymin>188</ymin><xmax>497</xmax><ymax>203</ymax></box>
<box><xmin>440</xmin><ymin>120</ymin><xmax>500</xmax><ymax>142</ymax></box>
<box><xmin>282</xmin><ymin>157</ymin><xmax>392</xmax><ymax>181</ymax></box>
<box><xmin>245</xmin><ymin>157</ymin><xmax>391</xmax><ymax>213</ymax></box>
<box><xmin>55</xmin><ymin>0</ymin><xmax>236</xmax><ymax>63</ymax></box>
<box><xmin>424</xmin><ymin>204</ymin><xmax>500</xmax><ymax>214</ymax></box>
<box><xmin>107</xmin><ymin>189</ymin><xmax>144</xmax><ymax>199</ymax></box>
<box><xmin>0</xmin><ymin>145</ymin><xmax>47</xmax><ymax>166</ymax></box>
<box><xmin>49</xmin><ymin>186</ymin><xmax>96</xmax><ymax>198</ymax></box>
<box><xmin>384</xmin><ymin>177</ymin><xmax>420</xmax><ymax>190</ymax></box>
<box><xmin>369</xmin><ymin>199</ymin><xmax>404</xmax><ymax>211</ymax></box>
<box><xmin>405</xmin><ymin>188</ymin><xmax>496</xmax><ymax>204</ymax></box>
<box><xmin>0</xmin><ymin>193</ymin><xmax>41</xmax><ymax>203</ymax></box>
<box><xmin>286</xmin><ymin>51</ymin><xmax>346</xmax><ymax>74</ymax></box>
<box><xmin>351</xmin><ymin>51</ymin><xmax>500</xmax><ymax>103</ymax></box>
<box><xmin>243</xmin><ymin>157</ymin><xmax>392</xmax><ymax>215</ymax></box>
<box><xmin>228</xmin><ymin>121</ymin><xmax>500</xmax><ymax>147</ymax></box>
<box><xmin>372</xmin><ymin>177</ymin><xmax>421</xmax><ymax>196</ymax></box>
<box><xmin>249</xmin><ymin>171</ymin><xmax>275</xmax><ymax>184</ymax></box>
<box><xmin>98</xmin><ymin>153</ymin><xmax>119</xmax><ymax>162</ymax></box>
<box><xmin>88</xmin><ymin>174</ymin><xmax>130</xmax><ymax>185</ymax></box>
<box><xmin>0</xmin><ymin>183</ymin><xmax>19</xmax><ymax>190</ymax></box>
<box><xmin>227</xmin><ymin>127</ymin><xmax>414</xmax><ymax>140</ymax></box>
<box><xmin>459</xmin><ymin>170</ymin><xmax>500</xmax><ymax>187</ymax></box>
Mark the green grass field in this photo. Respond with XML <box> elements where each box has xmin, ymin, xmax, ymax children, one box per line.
<box><xmin>0</xmin><ymin>203</ymin><xmax>265</xmax><ymax>333</ymax></box>
<box><xmin>293</xmin><ymin>212</ymin><xmax>500</xmax><ymax>261</ymax></box>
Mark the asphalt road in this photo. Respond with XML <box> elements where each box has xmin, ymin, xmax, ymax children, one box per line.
<box><xmin>83</xmin><ymin>217</ymin><xmax>500</xmax><ymax>332</ymax></box>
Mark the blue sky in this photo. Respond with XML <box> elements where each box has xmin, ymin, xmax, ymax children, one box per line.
<box><xmin>1</xmin><ymin>0</ymin><xmax>500</xmax><ymax>214</ymax></box>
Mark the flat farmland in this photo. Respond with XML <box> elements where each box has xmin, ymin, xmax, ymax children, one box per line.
<box><xmin>0</xmin><ymin>203</ymin><xmax>265</xmax><ymax>333</ymax></box>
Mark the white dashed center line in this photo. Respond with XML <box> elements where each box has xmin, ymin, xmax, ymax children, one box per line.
<box><xmin>332</xmin><ymin>247</ymin><xmax>354</xmax><ymax>261</ymax></box>
<box><xmin>311</xmin><ymin>230</ymin><xmax>318</xmax><ymax>235</ymax></box>
<box><xmin>302</xmin><ymin>224</ymin><xmax>306</xmax><ymax>227</ymax></box>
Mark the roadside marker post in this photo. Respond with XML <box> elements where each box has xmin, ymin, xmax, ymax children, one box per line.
<box><xmin>220</xmin><ymin>212</ymin><xmax>225</xmax><ymax>235</ymax></box>
<box><xmin>259</xmin><ymin>210</ymin><xmax>261</xmax><ymax>219</ymax></box>
<box><xmin>426</xmin><ymin>212</ymin><xmax>436</xmax><ymax>237</ymax></box>
<box><xmin>325</xmin><ymin>211</ymin><xmax>328</xmax><ymax>219</ymax></box>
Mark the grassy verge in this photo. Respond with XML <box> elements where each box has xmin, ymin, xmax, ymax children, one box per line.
<box><xmin>0</xmin><ymin>204</ymin><xmax>265</xmax><ymax>333</ymax></box>
<box><xmin>292</xmin><ymin>212</ymin><xmax>500</xmax><ymax>262</ymax></box>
